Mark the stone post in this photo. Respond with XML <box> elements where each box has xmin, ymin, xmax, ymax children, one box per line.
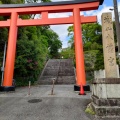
<box><xmin>102</xmin><ymin>12</ymin><xmax>117</xmax><ymax>78</ymax></box>
<box><xmin>91</xmin><ymin>13</ymin><xmax>120</xmax><ymax>118</ymax></box>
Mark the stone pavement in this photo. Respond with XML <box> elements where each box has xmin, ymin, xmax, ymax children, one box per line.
<box><xmin>0</xmin><ymin>85</ymin><xmax>118</xmax><ymax>120</ymax></box>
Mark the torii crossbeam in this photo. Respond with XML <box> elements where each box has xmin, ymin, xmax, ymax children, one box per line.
<box><xmin>0</xmin><ymin>0</ymin><xmax>104</xmax><ymax>91</ymax></box>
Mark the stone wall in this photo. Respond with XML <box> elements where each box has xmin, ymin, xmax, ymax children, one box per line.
<box><xmin>94</xmin><ymin>69</ymin><xmax>105</xmax><ymax>79</ymax></box>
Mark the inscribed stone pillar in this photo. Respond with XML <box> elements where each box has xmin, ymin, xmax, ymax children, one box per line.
<box><xmin>102</xmin><ymin>12</ymin><xmax>117</xmax><ymax>78</ymax></box>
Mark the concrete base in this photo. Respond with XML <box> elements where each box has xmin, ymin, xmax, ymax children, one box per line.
<box><xmin>92</xmin><ymin>78</ymin><xmax>120</xmax><ymax>118</ymax></box>
<box><xmin>0</xmin><ymin>86</ymin><xmax>15</xmax><ymax>92</ymax></box>
<box><xmin>92</xmin><ymin>78</ymin><xmax>120</xmax><ymax>99</ymax></box>
<box><xmin>74</xmin><ymin>84</ymin><xmax>90</xmax><ymax>91</ymax></box>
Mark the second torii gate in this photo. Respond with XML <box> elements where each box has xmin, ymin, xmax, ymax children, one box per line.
<box><xmin>0</xmin><ymin>0</ymin><xmax>104</xmax><ymax>91</ymax></box>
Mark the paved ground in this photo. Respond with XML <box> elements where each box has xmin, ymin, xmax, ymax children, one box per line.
<box><xmin>0</xmin><ymin>85</ymin><xmax>118</xmax><ymax>120</ymax></box>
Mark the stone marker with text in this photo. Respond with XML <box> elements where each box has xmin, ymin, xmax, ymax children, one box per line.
<box><xmin>102</xmin><ymin>12</ymin><xmax>117</xmax><ymax>78</ymax></box>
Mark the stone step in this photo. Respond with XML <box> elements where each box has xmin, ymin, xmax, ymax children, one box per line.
<box><xmin>37</xmin><ymin>76</ymin><xmax>76</xmax><ymax>85</ymax></box>
<box><xmin>91</xmin><ymin>95</ymin><xmax>120</xmax><ymax>106</ymax></box>
<box><xmin>91</xmin><ymin>102</ymin><xmax>120</xmax><ymax>117</ymax></box>
<box><xmin>37</xmin><ymin>59</ymin><xmax>76</xmax><ymax>85</ymax></box>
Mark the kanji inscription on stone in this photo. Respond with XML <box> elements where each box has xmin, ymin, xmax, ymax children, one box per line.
<box><xmin>106</xmin><ymin>43</ymin><xmax>114</xmax><ymax>53</ymax></box>
<box><xmin>102</xmin><ymin>13</ymin><xmax>117</xmax><ymax>78</ymax></box>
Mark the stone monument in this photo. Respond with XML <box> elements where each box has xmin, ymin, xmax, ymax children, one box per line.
<box><xmin>102</xmin><ymin>12</ymin><xmax>118</xmax><ymax>78</ymax></box>
<box><xmin>91</xmin><ymin>13</ymin><xmax>120</xmax><ymax>118</ymax></box>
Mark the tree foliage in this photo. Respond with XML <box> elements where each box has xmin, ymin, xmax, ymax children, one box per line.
<box><xmin>67</xmin><ymin>23</ymin><xmax>103</xmax><ymax>71</ymax></box>
<box><xmin>60</xmin><ymin>47</ymin><xmax>74</xmax><ymax>59</ymax></box>
<box><xmin>82</xmin><ymin>23</ymin><xmax>104</xmax><ymax>71</ymax></box>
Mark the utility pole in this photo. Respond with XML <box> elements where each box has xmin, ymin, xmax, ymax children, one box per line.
<box><xmin>113</xmin><ymin>0</ymin><xmax>120</xmax><ymax>63</ymax></box>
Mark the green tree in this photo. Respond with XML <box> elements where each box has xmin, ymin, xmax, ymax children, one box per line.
<box><xmin>60</xmin><ymin>47</ymin><xmax>74</xmax><ymax>59</ymax></box>
<box><xmin>67</xmin><ymin>23</ymin><xmax>104</xmax><ymax>80</ymax></box>
<box><xmin>68</xmin><ymin>23</ymin><xmax>103</xmax><ymax>70</ymax></box>
<box><xmin>40</xmin><ymin>28</ymin><xmax>62</xmax><ymax>58</ymax></box>
<box><xmin>82</xmin><ymin>23</ymin><xmax>104</xmax><ymax>71</ymax></box>
<box><xmin>0</xmin><ymin>0</ymin><xmax>23</xmax><ymax>4</ymax></box>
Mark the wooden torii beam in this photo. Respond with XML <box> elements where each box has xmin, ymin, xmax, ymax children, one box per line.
<box><xmin>0</xmin><ymin>0</ymin><xmax>104</xmax><ymax>91</ymax></box>
<box><xmin>0</xmin><ymin>16</ymin><xmax>97</xmax><ymax>27</ymax></box>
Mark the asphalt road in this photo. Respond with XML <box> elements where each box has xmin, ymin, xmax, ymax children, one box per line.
<box><xmin>0</xmin><ymin>85</ymin><xmax>118</xmax><ymax>120</ymax></box>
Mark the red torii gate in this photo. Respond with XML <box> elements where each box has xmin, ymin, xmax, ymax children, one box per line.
<box><xmin>0</xmin><ymin>0</ymin><xmax>103</xmax><ymax>91</ymax></box>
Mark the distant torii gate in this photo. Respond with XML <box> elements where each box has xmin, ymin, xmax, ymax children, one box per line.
<box><xmin>0</xmin><ymin>0</ymin><xmax>103</xmax><ymax>91</ymax></box>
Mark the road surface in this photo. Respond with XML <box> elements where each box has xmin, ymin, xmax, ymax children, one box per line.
<box><xmin>0</xmin><ymin>85</ymin><xmax>118</xmax><ymax>120</ymax></box>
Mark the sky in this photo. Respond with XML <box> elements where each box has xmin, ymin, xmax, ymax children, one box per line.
<box><xmin>49</xmin><ymin>0</ymin><xmax>120</xmax><ymax>48</ymax></box>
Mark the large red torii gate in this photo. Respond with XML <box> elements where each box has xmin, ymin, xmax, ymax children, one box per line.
<box><xmin>0</xmin><ymin>0</ymin><xmax>104</xmax><ymax>91</ymax></box>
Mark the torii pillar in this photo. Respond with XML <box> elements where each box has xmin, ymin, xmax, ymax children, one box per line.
<box><xmin>73</xmin><ymin>8</ymin><xmax>87</xmax><ymax>91</ymax></box>
<box><xmin>3</xmin><ymin>12</ymin><xmax>18</xmax><ymax>91</ymax></box>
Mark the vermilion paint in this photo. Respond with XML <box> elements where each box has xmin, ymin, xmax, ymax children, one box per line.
<box><xmin>3</xmin><ymin>12</ymin><xmax>18</xmax><ymax>86</ymax></box>
<box><xmin>73</xmin><ymin>8</ymin><xmax>86</xmax><ymax>85</ymax></box>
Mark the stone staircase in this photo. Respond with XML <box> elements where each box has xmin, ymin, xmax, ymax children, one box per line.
<box><xmin>37</xmin><ymin>59</ymin><xmax>76</xmax><ymax>85</ymax></box>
